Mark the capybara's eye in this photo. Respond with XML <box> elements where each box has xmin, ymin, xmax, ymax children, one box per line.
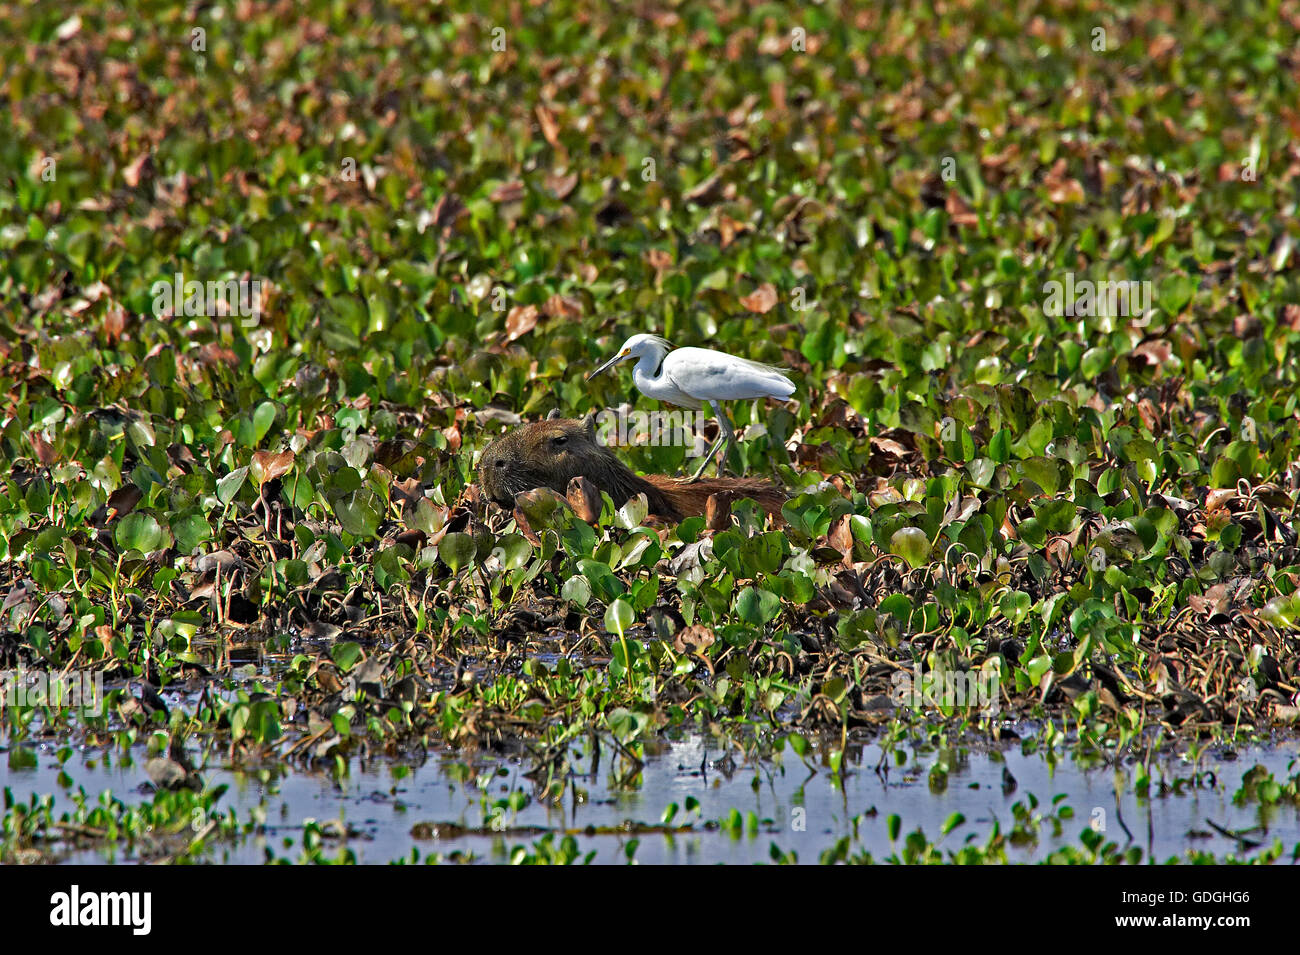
<box><xmin>551</xmin><ymin>435</ymin><xmax>568</xmax><ymax>447</ymax></box>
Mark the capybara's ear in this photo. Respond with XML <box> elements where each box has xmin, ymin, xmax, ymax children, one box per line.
<box><xmin>581</xmin><ymin>413</ymin><xmax>596</xmax><ymax>439</ymax></box>
<box><xmin>547</xmin><ymin>409</ymin><xmax>562</xmax><ymax>420</ymax></box>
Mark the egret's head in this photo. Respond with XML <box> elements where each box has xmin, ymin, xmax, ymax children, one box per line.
<box><xmin>585</xmin><ymin>334</ymin><xmax>672</xmax><ymax>380</ymax></box>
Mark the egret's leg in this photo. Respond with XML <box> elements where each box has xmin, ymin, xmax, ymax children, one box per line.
<box><xmin>686</xmin><ymin>402</ymin><xmax>730</xmax><ymax>482</ymax></box>
<box><xmin>688</xmin><ymin>430</ymin><xmax>726</xmax><ymax>481</ymax></box>
<box><xmin>712</xmin><ymin>402</ymin><xmax>737</xmax><ymax>478</ymax></box>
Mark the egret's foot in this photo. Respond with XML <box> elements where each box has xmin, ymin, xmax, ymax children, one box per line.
<box><xmin>686</xmin><ymin>456</ymin><xmax>713</xmax><ymax>483</ymax></box>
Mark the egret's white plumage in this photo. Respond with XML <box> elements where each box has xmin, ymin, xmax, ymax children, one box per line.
<box><xmin>586</xmin><ymin>333</ymin><xmax>795</xmax><ymax>479</ymax></box>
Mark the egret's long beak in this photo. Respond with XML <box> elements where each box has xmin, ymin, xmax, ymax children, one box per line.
<box><xmin>585</xmin><ymin>351</ymin><xmax>629</xmax><ymax>381</ymax></box>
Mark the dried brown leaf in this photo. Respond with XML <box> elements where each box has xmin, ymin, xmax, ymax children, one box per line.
<box><xmin>739</xmin><ymin>282</ymin><xmax>779</xmax><ymax>314</ymax></box>
<box><xmin>505</xmin><ymin>304</ymin><xmax>540</xmax><ymax>342</ymax></box>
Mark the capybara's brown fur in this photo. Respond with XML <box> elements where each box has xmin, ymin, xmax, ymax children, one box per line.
<box><xmin>478</xmin><ymin>415</ymin><xmax>787</xmax><ymax>522</ymax></box>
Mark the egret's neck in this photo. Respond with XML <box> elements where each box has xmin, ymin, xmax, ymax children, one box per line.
<box><xmin>632</xmin><ymin>351</ymin><xmax>665</xmax><ymax>388</ymax></box>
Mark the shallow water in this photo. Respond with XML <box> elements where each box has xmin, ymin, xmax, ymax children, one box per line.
<box><xmin>5</xmin><ymin>733</ymin><xmax>1298</xmax><ymax>864</ymax></box>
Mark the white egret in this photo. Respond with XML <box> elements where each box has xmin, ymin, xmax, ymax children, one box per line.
<box><xmin>585</xmin><ymin>334</ymin><xmax>795</xmax><ymax>480</ymax></box>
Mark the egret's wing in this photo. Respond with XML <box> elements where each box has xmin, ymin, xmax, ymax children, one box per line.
<box><xmin>667</xmin><ymin>347</ymin><xmax>796</xmax><ymax>402</ymax></box>
<box><xmin>734</xmin><ymin>355</ymin><xmax>793</xmax><ymax>376</ymax></box>
<box><xmin>657</xmin><ymin>370</ymin><xmax>705</xmax><ymax>409</ymax></box>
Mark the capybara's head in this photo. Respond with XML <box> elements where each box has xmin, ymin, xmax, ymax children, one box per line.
<box><xmin>478</xmin><ymin>413</ymin><xmax>620</xmax><ymax>509</ymax></box>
